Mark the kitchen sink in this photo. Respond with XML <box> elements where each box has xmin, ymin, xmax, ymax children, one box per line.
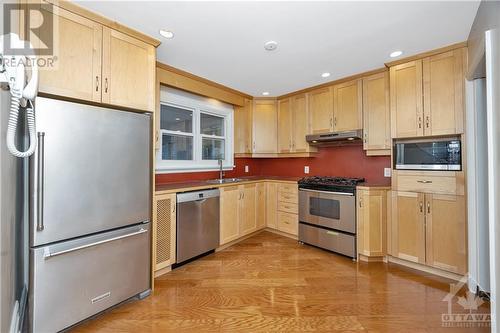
<box><xmin>206</xmin><ymin>178</ymin><xmax>245</xmax><ymax>184</ymax></box>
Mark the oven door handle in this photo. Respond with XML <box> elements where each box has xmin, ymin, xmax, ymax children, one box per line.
<box><xmin>299</xmin><ymin>188</ymin><xmax>354</xmax><ymax>196</ymax></box>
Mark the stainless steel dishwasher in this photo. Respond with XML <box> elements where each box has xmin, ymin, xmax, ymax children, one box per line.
<box><xmin>176</xmin><ymin>189</ymin><xmax>220</xmax><ymax>264</ymax></box>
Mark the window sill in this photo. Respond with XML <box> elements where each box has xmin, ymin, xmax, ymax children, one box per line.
<box><xmin>155</xmin><ymin>166</ymin><xmax>235</xmax><ymax>174</ymax></box>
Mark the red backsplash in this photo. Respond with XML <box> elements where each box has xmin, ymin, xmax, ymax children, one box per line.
<box><xmin>155</xmin><ymin>146</ymin><xmax>391</xmax><ymax>185</ymax></box>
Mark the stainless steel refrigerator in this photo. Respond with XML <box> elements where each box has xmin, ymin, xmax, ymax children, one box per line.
<box><xmin>28</xmin><ymin>97</ymin><xmax>151</xmax><ymax>332</ymax></box>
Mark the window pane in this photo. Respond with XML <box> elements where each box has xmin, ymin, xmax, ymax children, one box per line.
<box><xmin>161</xmin><ymin>104</ymin><xmax>193</xmax><ymax>133</ymax></box>
<box><xmin>202</xmin><ymin>138</ymin><xmax>225</xmax><ymax>160</ymax></box>
<box><xmin>200</xmin><ymin>113</ymin><xmax>224</xmax><ymax>136</ymax></box>
<box><xmin>162</xmin><ymin>134</ymin><xmax>193</xmax><ymax>160</ymax></box>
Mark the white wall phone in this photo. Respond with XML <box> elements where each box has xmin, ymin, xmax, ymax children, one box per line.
<box><xmin>0</xmin><ymin>32</ymin><xmax>39</xmax><ymax>157</ymax></box>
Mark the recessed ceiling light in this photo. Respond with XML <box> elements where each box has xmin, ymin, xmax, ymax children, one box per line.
<box><xmin>262</xmin><ymin>92</ymin><xmax>270</xmax><ymax>96</ymax></box>
<box><xmin>159</xmin><ymin>29</ymin><xmax>174</xmax><ymax>39</ymax></box>
<box><xmin>390</xmin><ymin>50</ymin><xmax>403</xmax><ymax>58</ymax></box>
<box><xmin>321</xmin><ymin>72</ymin><xmax>331</xmax><ymax>78</ymax></box>
<box><xmin>175</xmin><ymin>118</ymin><xmax>180</xmax><ymax>121</ymax></box>
<box><xmin>264</xmin><ymin>41</ymin><xmax>278</xmax><ymax>51</ymax></box>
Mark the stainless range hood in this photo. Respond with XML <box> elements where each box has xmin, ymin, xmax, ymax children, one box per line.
<box><xmin>306</xmin><ymin>129</ymin><xmax>363</xmax><ymax>146</ymax></box>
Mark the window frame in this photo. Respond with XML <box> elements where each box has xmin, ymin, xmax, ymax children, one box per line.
<box><xmin>156</xmin><ymin>87</ymin><xmax>234</xmax><ymax>173</ymax></box>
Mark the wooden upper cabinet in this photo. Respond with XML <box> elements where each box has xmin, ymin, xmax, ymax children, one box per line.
<box><xmin>234</xmin><ymin>98</ymin><xmax>253</xmax><ymax>154</ymax></box>
<box><xmin>362</xmin><ymin>72</ymin><xmax>390</xmax><ymax>154</ymax></box>
<box><xmin>423</xmin><ymin>49</ymin><xmax>464</xmax><ymax>136</ymax></box>
<box><xmin>291</xmin><ymin>94</ymin><xmax>311</xmax><ymax>153</ymax></box>
<box><xmin>38</xmin><ymin>5</ymin><xmax>102</xmax><ymax>102</ymax></box>
<box><xmin>390</xmin><ymin>60</ymin><xmax>424</xmax><ymax>138</ymax></box>
<box><xmin>277</xmin><ymin>98</ymin><xmax>293</xmax><ymax>153</ymax></box>
<box><xmin>425</xmin><ymin>194</ymin><xmax>467</xmax><ymax>274</ymax></box>
<box><xmin>308</xmin><ymin>87</ymin><xmax>333</xmax><ymax>134</ymax></box>
<box><xmin>391</xmin><ymin>191</ymin><xmax>426</xmax><ymax>264</ymax></box>
<box><xmin>252</xmin><ymin>100</ymin><xmax>278</xmax><ymax>154</ymax></box>
<box><xmin>102</xmin><ymin>27</ymin><xmax>155</xmax><ymax>112</ymax></box>
<box><xmin>333</xmin><ymin>79</ymin><xmax>362</xmax><ymax>131</ymax></box>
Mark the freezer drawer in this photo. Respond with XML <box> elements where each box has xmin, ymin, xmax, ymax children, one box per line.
<box><xmin>299</xmin><ymin>223</ymin><xmax>356</xmax><ymax>258</ymax></box>
<box><xmin>29</xmin><ymin>223</ymin><xmax>150</xmax><ymax>333</ymax></box>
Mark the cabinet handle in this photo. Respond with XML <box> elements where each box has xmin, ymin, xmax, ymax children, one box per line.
<box><xmin>418</xmin><ymin>116</ymin><xmax>422</xmax><ymax>129</ymax></box>
<box><xmin>95</xmin><ymin>76</ymin><xmax>99</xmax><ymax>92</ymax></box>
<box><xmin>417</xmin><ymin>180</ymin><xmax>433</xmax><ymax>184</ymax></box>
<box><xmin>359</xmin><ymin>199</ymin><xmax>363</xmax><ymax>208</ymax></box>
<box><xmin>104</xmin><ymin>78</ymin><xmax>109</xmax><ymax>93</ymax></box>
<box><xmin>419</xmin><ymin>201</ymin><xmax>423</xmax><ymax>213</ymax></box>
<box><xmin>363</xmin><ymin>132</ymin><xmax>367</xmax><ymax>144</ymax></box>
<box><xmin>425</xmin><ymin>116</ymin><xmax>430</xmax><ymax>128</ymax></box>
<box><xmin>172</xmin><ymin>204</ymin><xmax>176</xmax><ymax>214</ymax></box>
<box><xmin>253</xmin><ymin>142</ymin><xmax>256</xmax><ymax>150</ymax></box>
<box><xmin>427</xmin><ymin>202</ymin><xmax>431</xmax><ymax>214</ymax></box>
<box><xmin>330</xmin><ymin>118</ymin><xmax>333</xmax><ymax>128</ymax></box>
<box><xmin>334</xmin><ymin>117</ymin><xmax>337</xmax><ymax>127</ymax></box>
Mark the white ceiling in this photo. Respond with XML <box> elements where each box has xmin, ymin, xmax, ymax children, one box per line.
<box><xmin>76</xmin><ymin>1</ymin><xmax>479</xmax><ymax>97</ymax></box>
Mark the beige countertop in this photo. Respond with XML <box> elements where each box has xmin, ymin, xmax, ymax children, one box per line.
<box><xmin>155</xmin><ymin>176</ymin><xmax>301</xmax><ymax>194</ymax></box>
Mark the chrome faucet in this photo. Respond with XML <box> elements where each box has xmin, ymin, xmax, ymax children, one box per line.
<box><xmin>218</xmin><ymin>159</ymin><xmax>224</xmax><ymax>181</ymax></box>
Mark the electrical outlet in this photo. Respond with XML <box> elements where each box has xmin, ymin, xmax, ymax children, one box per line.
<box><xmin>245</xmin><ymin>165</ymin><xmax>249</xmax><ymax>173</ymax></box>
<box><xmin>384</xmin><ymin>168</ymin><xmax>391</xmax><ymax>178</ymax></box>
<box><xmin>304</xmin><ymin>166</ymin><xmax>310</xmax><ymax>174</ymax></box>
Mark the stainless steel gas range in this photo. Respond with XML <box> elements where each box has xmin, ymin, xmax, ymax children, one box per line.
<box><xmin>298</xmin><ymin>176</ymin><xmax>365</xmax><ymax>259</ymax></box>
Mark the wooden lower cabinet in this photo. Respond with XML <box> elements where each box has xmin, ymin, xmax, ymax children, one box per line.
<box><xmin>153</xmin><ymin>193</ymin><xmax>176</xmax><ymax>271</ymax></box>
<box><xmin>356</xmin><ymin>188</ymin><xmax>388</xmax><ymax>259</ymax></box>
<box><xmin>390</xmin><ymin>191</ymin><xmax>467</xmax><ymax>274</ymax></box>
<box><xmin>266</xmin><ymin>183</ymin><xmax>278</xmax><ymax>229</ymax></box>
<box><xmin>277</xmin><ymin>211</ymin><xmax>298</xmax><ymax>235</ymax></box>
<box><xmin>240</xmin><ymin>184</ymin><xmax>257</xmax><ymax>236</ymax></box>
<box><xmin>256</xmin><ymin>183</ymin><xmax>267</xmax><ymax>229</ymax></box>
<box><xmin>220</xmin><ymin>186</ymin><xmax>241</xmax><ymax>245</ymax></box>
<box><xmin>276</xmin><ymin>183</ymin><xmax>299</xmax><ymax>236</ymax></box>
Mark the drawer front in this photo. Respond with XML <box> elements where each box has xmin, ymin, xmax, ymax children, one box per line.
<box><xmin>299</xmin><ymin>223</ymin><xmax>356</xmax><ymax>258</ymax></box>
<box><xmin>30</xmin><ymin>224</ymin><xmax>150</xmax><ymax>333</ymax></box>
<box><xmin>278</xmin><ymin>201</ymin><xmax>298</xmax><ymax>214</ymax></box>
<box><xmin>277</xmin><ymin>211</ymin><xmax>298</xmax><ymax>235</ymax></box>
<box><xmin>278</xmin><ymin>183</ymin><xmax>298</xmax><ymax>194</ymax></box>
<box><xmin>395</xmin><ymin>174</ymin><xmax>459</xmax><ymax>195</ymax></box>
<box><xmin>278</xmin><ymin>191</ymin><xmax>298</xmax><ymax>204</ymax></box>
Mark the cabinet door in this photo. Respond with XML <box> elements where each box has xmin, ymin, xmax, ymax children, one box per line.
<box><xmin>390</xmin><ymin>60</ymin><xmax>424</xmax><ymax>138</ymax></box>
<box><xmin>252</xmin><ymin>100</ymin><xmax>278</xmax><ymax>153</ymax></box>
<box><xmin>153</xmin><ymin>193</ymin><xmax>176</xmax><ymax>270</ymax></box>
<box><xmin>266</xmin><ymin>182</ymin><xmax>278</xmax><ymax>229</ymax></box>
<box><xmin>356</xmin><ymin>190</ymin><xmax>367</xmax><ymax>256</ymax></box>
<box><xmin>240</xmin><ymin>184</ymin><xmax>257</xmax><ymax>236</ymax></box>
<box><xmin>333</xmin><ymin>79</ymin><xmax>362</xmax><ymax>131</ymax></box>
<box><xmin>256</xmin><ymin>183</ymin><xmax>267</xmax><ymax>230</ymax></box>
<box><xmin>391</xmin><ymin>191</ymin><xmax>425</xmax><ymax>264</ymax></box>
<box><xmin>308</xmin><ymin>87</ymin><xmax>333</xmax><ymax>134</ymax></box>
<box><xmin>102</xmin><ymin>27</ymin><xmax>155</xmax><ymax>112</ymax></box>
<box><xmin>425</xmin><ymin>194</ymin><xmax>467</xmax><ymax>274</ymax></box>
<box><xmin>38</xmin><ymin>5</ymin><xmax>102</xmax><ymax>102</ymax></box>
<box><xmin>220</xmin><ymin>186</ymin><xmax>240</xmax><ymax>245</ymax></box>
<box><xmin>234</xmin><ymin>98</ymin><xmax>253</xmax><ymax>154</ymax></box>
<box><xmin>423</xmin><ymin>49</ymin><xmax>464</xmax><ymax>136</ymax></box>
<box><xmin>277</xmin><ymin>98</ymin><xmax>293</xmax><ymax>153</ymax></box>
<box><xmin>292</xmin><ymin>94</ymin><xmax>311</xmax><ymax>153</ymax></box>
<box><xmin>363</xmin><ymin>72</ymin><xmax>390</xmax><ymax>153</ymax></box>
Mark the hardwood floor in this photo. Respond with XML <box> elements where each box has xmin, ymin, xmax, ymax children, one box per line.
<box><xmin>72</xmin><ymin>231</ymin><xmax>490</xmax><ymax>332</ymax></box>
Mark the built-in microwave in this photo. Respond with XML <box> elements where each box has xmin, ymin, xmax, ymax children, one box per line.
<box><xmin>394</xmin><ymin>138</ymin><xmax>462</xmax><ymax>171</ymax></box>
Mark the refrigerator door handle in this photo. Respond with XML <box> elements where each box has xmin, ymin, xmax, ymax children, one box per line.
<box><xmin>43</xmin><ymin>227</ymin><xmax>148</xmax><ymax>259</ymax></box>
<box><xmin>36</xmin><ymin>132</ymin><xmax>45</xmax><ymax>231</ymax></box>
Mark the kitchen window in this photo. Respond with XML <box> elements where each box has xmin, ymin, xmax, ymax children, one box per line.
<box><xmin>156</xmin><ymin>87</ymin><xmax>234</xmax><ymax>172</ymax></box>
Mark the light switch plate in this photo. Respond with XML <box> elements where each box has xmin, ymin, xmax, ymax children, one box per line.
<box><xmin>384</xmin><ymin>168</ymin><xmax>391</xmax><ymax>177</ymax></box>
<box><xmin>304</xmin><ymin>166</ymin><xmax>310</xmax><ymax>174</ymax></box>
<box><xmin>245</xmin><ymin>165</ymin><xmax>249</xmax><ymax>173</ymax></box>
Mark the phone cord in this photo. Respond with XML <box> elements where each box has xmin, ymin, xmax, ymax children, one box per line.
<box><xmin>6</xmin><ymin>87</ymin><xmax>37</xmax><ymax>157</ymax></box>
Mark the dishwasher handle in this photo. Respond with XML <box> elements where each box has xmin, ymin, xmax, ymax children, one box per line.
<box><xmin>177</xmin><ymin>188</ymin><xmax>220</xmax><ymax>203</ymax></box>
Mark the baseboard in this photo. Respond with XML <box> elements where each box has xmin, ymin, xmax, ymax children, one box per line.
<box><xmin>216</xmin><ymin>229</ymin><xmax>266</xmax><ymax>252</ymax></box>
<box><xmin>264</xmin><ymin>227</ymin><xmax>298</xmax><ymax>240</ymax></box>
<box><xmin>387</xmin><ymin>255</ymin><xmax>464</xmax><ymax>281</ymax></box>
<box><xmin>358</xmin><ymin>254</ymin><xmax>385</xmax><ymax>262</ymax></box>
<box><xmin>154</xmin><ymin>265</ymin><xmax>172</xmax><ymax>278</ymax></box>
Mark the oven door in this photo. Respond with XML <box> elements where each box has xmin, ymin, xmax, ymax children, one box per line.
<box><xmin>299</xmin><ymin>189</ymin><xmax>355</xmax><ymax>234</ymax></box>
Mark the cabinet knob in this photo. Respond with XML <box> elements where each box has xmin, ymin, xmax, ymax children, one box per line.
<box><xmin>419</xmin><ymin>201</ymin><xmax>423</xmax><ymax>213</ymax></box>
<box><xmin>104</xmin><ymin>78</ymin><xmax>109</xmax><ymax>93</ymax></box>
<box><xmin>427</xmin><ymin>202</ymin><xmax>431</xmax><ymax>214</ymax></box>
<box><xmin>95</xmin><ymin>76</ymin><xmax>99</xmax><ymax>92</ymax></box>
